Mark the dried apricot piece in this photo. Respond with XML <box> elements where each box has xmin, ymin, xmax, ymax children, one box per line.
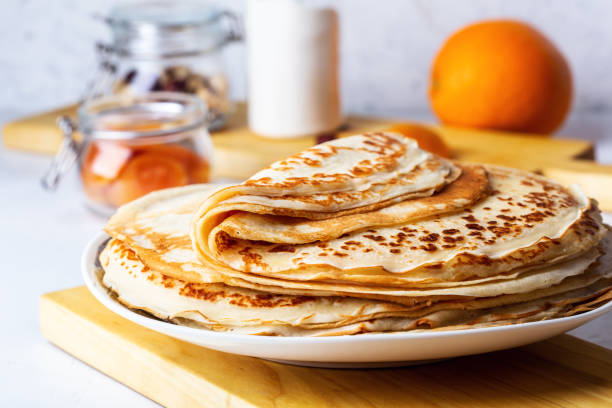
<box><xmin>189</xmin><ymin>159</ymin><xmax>211</xmax><ymax>183</ymax></box>
<box><xmin>108</xmin><ymin>153</ymin><xmax>188</xmax><ymax>206</ymax></box>
<box><xmin>80</xmin><ymin>142</ymin><xmax>118</xmax><ymax>204</ymax></box>
<box><xmin>136</xmin><ymin>144</ymin><xmax>210</xmax><ymax>183</ymax></box>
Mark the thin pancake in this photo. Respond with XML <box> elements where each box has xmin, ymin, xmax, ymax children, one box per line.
<box><xmin>194</xmin><ymin>166</ymin><xmax>604</xmax><ymax>295</ymax></box>
<box><xmin>106</xmin><ymin>183</ymin><xmax>603</xmax><ymax>301</ymax></box>
<box><xmin>103</xmin><ymin>181</ymin><xmax>611</xmax><ymax>305</ymax></box>
<box><xmin>235</xmin><ymin>132</ymin><xmax>459</xmax><ymax>211</ymax></box>
<box><xmin>100</xmin><ymin>235</ymin><xmax>612</xmax><ymax>336</ymax></box>
<box><xmin>106</xmin><ymin>184</ymin><xmax>229</xmax><ymax>284</ymax></box>
<box><xmin>218</xmin><ymin>164</ymin><xmax>488</xmax><ymax>244</ymax></box>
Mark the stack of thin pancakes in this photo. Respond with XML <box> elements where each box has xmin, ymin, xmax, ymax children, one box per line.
<box><xmin>101</xmin><ymin>132</ymin><xmax>612</xmax><ymax>336</ymax></box>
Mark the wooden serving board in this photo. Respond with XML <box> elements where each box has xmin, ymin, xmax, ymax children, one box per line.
<box><xmin>5</xmin><ymin>103</ymin><xmax>612</xmax><ymax>210</ymax></box>
<box><xmin>40</xmin><ymin>286</ymin><xmax>612</xmax><ymax>408</ymax></box>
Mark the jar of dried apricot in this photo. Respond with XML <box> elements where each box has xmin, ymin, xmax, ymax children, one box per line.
<box><xmin>42</xmin><ymin>92</ymin><xmax>213</xmax><ymax>215</ymax></box>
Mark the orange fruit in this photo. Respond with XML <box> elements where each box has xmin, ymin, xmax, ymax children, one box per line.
<box><xmin>387</xmin><ymin>123</ymin><xmax>451</xmax><ymax>158</ymax></box>
<box><xmin>429</xmin><ymin>20</ymin><xmax>572</xmax><ymax>134</ymax></box>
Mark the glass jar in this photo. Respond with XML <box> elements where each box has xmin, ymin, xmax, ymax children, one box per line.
<box><xmin>87</xmin><ymin>1</ymin><xmax>242</xmax><ymax>129</ymax></box>
<box><xmin>42</xmin><ymin>92</ymin><xmax>214</xmax><ymax>215</ymax></box>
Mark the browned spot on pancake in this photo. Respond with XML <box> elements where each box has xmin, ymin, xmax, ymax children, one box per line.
<box><xmin>180</xmin><ymin>283</ymin><xmax>224</xmax><ymax>302</ymax></box>
<box><xmin>420</xmin><ymin>233</ymin><xmax>440</xmax><ymax>242</ymax></box>
<box><xmin>238</xmin><ymin>247</ymin><xmax>265</xmax><ymax>271</ymax></box>
<box><xmin>497</xmin><ymin>214</ymin><xmax>517</xmax><ymax>222</ymax></box>
<box><xmin>215</xmin><ymin>231</ymin><xmax>237</xmax><ymax>252</ymax></box>
<box><xmin>443</xmin><ymin>229</ymin><xmax>460</xmax><ymax>235</ymax></box>
<box><xmin>267</xmin><ymin>244</ymin><xmax>296</xmax><ymax>253</ymax></box>
<box><xmin>488</xmin><ymin>226</ymin><xmax>512</xmax><ymax>236</ymax></box>
<box><xmin>302</xmin><ymin>158</ymin><xmax>322</xmax><ymax>167</ymax></box>
<box><xmin>180</xmin><ymin>281</ymin><xmax>316</xmax><ymax>308</ymax></box>
<box><xmin>160</xmin><ymin>274</ymin><xmax>175</xmax><ymax>288</ymax></box>
<box><xmin>465</xmin><ymin>223</ymin><xmax>485</xmax><ymax>231</ymax></box>
<box><xmin>497</xmin><ymin>196</ymin><xmax>513</xmax><ymax>202</ymax></box>
<box><xmin>114</xmin><ymin>244</ymin><xmax>141</xmax><ymax>262</ymax></box>
<box><xmin>443</xmin><ymin>235</ymin><xmax>464</xmax><ymax>243</ymax></box>
<box><xmin>363</xmin><ymin>234</ymin><xmax>386</xmax><ymax>242</ymax></box>
<box><xmin>231</xmin><ymin>292</ymin><xmax>314</xmax><ymax>308</ymax></box>
<box><xmin>425</xmin><ymin>263</ymin><xmax>443</xmax><ymax>269</ymax></box>
<box><xmin>314</xmin><ymin>142</ymin><xmax>337</xmax><ymax>155</ymax></box>
<box><xmin>455</xmin><ymin>253</ymin><xmax>494</xmax><ymax>266</ymax></box>
<box><xmin>579</xmin><ymin>212</ymin><xmax>600</xmax><ymax>233</ymax></box>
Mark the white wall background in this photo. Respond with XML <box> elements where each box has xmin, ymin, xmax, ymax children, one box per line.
<box><xmin>1</xmin><ymin>0</ymin><xmax>611</xmax><ymax>121</ymax></box>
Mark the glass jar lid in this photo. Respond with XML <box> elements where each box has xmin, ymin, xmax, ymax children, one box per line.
<box><xmin>106</xmin><ymin>0</ymin><xmax>242</xmax><ymax>58</ymax></box>
<box><xmin>79</xmin><ymin>92</ymin><xmax>208</xmax><ymax>142</ymax></box>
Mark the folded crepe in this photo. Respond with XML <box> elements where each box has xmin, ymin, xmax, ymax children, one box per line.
<box><xmin>101</xmin><ymin>132</ymin><xmax>612</xmax><ymax>336</ymax></box>
<box><xmin>191</xmin><ymin>133</ymin><xmax>606</xmax><ymax>297</ymax></box>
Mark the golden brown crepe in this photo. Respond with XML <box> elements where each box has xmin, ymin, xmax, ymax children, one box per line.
<box><xmin>192</xmin><ymin>135</ymin><xmax>605</xmax><ymax>298</ymax></box>
<box><xmin>100</xmin><ymin>132</ymin><xmax>612</xmax><ymax>336</ymax></box>
<box><xmin>100</xmin><ymin>234</ymin><xmax>612</xmax><ymax>336</ymax></box>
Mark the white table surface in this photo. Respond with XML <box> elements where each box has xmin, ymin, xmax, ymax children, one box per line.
<box><xmin>1</xmin><ymin>112</ymin><xmax>612</xmax><ymax>407</ymax></box>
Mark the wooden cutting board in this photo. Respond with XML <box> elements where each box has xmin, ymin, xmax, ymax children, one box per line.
<box><xmin>5</xmin><ymin>103</ymin><xmax>612</xmax><ymax>210</ymax></box>
<box><xmin>40</xmin><ymin>286</ymin><xmax>612</xmax><ymax>408</ymax></box>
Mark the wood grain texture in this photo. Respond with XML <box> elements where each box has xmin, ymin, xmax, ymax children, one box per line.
<box><xmin>40</xmin><ymin>286</ymin><xmax>612</xmax><ymax>408</ymax></box>
<box><xmin>2</xmin><ymin>104</ymin><xmax>78</xmax><ymax>154</ymax></box>
<box><xmin>205</xmin><ymin>105</ymin><xmax>595</xmax><ymax>180</ymax></box>
<box><xmin>2</xmin><ymin>102</ymin><xmax>593</xmax><ymax>167</ymax></box>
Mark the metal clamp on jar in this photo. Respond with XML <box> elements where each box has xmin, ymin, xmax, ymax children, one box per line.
<box><xmin>88</xmin><ymin>0</ymin><xmax>242</xmax><ymax>129</ymax></box>
<box><xmin>42</xmin><ymin>92</ymin><xmax>214</xmax><ymax>215</ymax></box>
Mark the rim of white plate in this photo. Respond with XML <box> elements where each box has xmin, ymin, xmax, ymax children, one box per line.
<box><xmin>83</xmin><ymin>231</ymin><xmax>612</xmax><ymax>344</ymax></box>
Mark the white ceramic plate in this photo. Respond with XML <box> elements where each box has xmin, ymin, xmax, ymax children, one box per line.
<box><xmin>83</xmin><ymin>232</ymin><xmax>612</xmax><ymax>368</ymax></box>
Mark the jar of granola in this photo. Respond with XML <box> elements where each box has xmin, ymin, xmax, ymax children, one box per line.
<box><xmin>87</xmin><ymin>0</ymin><xmax>242</xmax><ymax>129</ymax></box>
